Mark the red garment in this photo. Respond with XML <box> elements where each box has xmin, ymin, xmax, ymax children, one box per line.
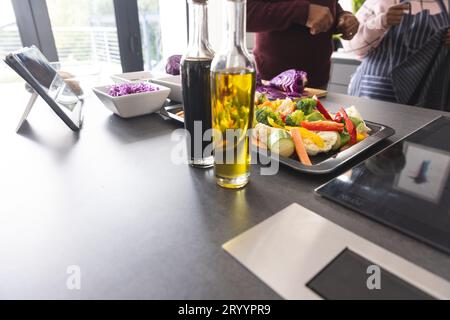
<box><xmin>247</xmin><ymin>0</ymin><xmax>343</xmax><ymax>87</ymax></box>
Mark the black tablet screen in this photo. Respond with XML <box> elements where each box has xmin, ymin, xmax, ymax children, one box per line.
<box><xmin>307</xmin><ymin>249</ymin><xmax>435</xmax><ymax>300</ymax></box>
<box><xmin>317</xmin><ymin>117</ymin><xmax>450</xmax><ymax>254</ymax></box>
<box><xmin>14</xmin><ymin>47</ymin><xmax>80</xmax><ymax>112</ymax></box>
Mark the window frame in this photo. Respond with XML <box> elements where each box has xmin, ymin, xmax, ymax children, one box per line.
<box><xmin>11</xmin><ymin>0</ymin><xmax>58</xmax><ymax>62</ymax></box>
<box><xmin>113</xmin><ymin>0</ymin><xmax>144</xmax><ymax>72</ymax></box>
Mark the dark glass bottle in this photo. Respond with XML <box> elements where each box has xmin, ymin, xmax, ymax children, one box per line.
<box><xmin>181</xmin><ymin>0</ymin><xmax>215</xmax><ymax>168</ymax></box>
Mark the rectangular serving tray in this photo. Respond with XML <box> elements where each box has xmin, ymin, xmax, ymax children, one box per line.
<box><xmin>161</xmin><ymin>104</ymin><xmax>395</xmax><ymax>174</ymax></box>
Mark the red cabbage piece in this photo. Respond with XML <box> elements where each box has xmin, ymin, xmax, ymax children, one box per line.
<box><xmin>165</xmin><ymin>55</ymin><xmax>182</xmax><ymax>75</ymax></box>
<box><xmin>256</xmin><ymin>72</ymin><xmax>263</xmax><ymax>87</ymax></box>
<box><xmin>108</xmin><ymin>82</ymin><xmax>159</xmax><ymax>97</ymax></box>
<box><xmin>256</xmin><ymin>69</ymin><xmax>308</xmax><ymax>99</ymax></box>
<box><xmin>269</xmin><ymin>69</ymin><xmax>308</xmax><ymax>94</ymax></box>
<box><xmin>257</xmin><ymin>87</ymin><xmax>288</xmax><ymax>100</ymax></box>
<box><xmin>257</xmin><ymin>87</ymin><xmax>303</xmax><ymax>100</ymax></box>
<box><xmin>256</xmin><ymin>73</ymin><xmax>268</xmax><ymax>95</ymax></box>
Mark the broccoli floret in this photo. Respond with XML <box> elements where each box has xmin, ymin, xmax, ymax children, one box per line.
<box><xmin>305</xmin><ymin>111</ymin><xmax>325</xmax><ymax>122</ymax></box>
<box><xmin>296</xmin><ymin>98</ymin><xmax>317</xmax><ymax>115</ymax></box>
<box><xmin>285</xmin><ymin>110</ymin><xmax>304</xmax><ymax>126</ymax></box>
<box><xmin>267</xmin><ymin>112</ymin><xmax>284</xmax><ymax>127</ymax></box>
<box><xmin>349</xmin><ymin>116</ymin><xmax>362</xmax><ymax>128</ymax></box>
<box><xmin>255</xmin><ymin>92</ymin><xmax>268</xmax><ymax>105</ymax></box>
<box><xmin>255</xmin><ymin>107</ymin><xmax>284</xmax><ymax>126</ymax></box>
<box><xmin>339</xmin><ymin>131</ymin><xmax>350</xmax><ymax>147</ymax></box>
<box><xmin>255</xmin><ymin>107</ymin><xmax>272</xmax><ymax>125</ymax></box>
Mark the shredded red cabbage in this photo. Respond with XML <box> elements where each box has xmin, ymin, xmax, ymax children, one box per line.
<box><xmin>108</xmin><ymin>82</ymin><xmax>159</xmax><ymax>97</ymax></box>
<box><xmin>165</xmin><ymin>55</ymin><xmax>182</xmax><ymax>75</ymax></box>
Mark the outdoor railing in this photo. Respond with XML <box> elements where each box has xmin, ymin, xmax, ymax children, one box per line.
<box><xmin>0</xmin><ymin>26</ymin><xmax>121</xmax><ymax>65</ymax></box>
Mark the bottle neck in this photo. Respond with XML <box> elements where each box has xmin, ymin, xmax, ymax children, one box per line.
<box><xmin>187</xmin><ymin>1</ymin><xmax>213</xmax><ymax>58</ymax></box>
<box><xmin>224</xmin><ymin>0</ymin><xmax>246</xmax><ymax>50</ymax></box>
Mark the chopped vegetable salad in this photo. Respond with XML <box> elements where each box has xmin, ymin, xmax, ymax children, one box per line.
<box><xmin>253</xmin><ymin>93</ymin><xmax>371</xmax><ymax>166</ymax></box>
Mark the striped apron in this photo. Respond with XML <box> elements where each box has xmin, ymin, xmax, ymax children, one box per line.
<box><xmin>348</xmin><ymin>0</ymin><xmax>450</xmax><ymax>111</ymax></box>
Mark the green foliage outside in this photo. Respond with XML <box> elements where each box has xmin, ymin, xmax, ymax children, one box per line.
<box><xmin>352</xmin><ymin>0</ymin><xmax>366</xmax><ymax>13</ymax></box>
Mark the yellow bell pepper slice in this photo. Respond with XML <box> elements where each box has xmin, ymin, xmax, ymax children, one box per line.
<box><xmin>299</xmin><ymin>127</ymin><xmax>324</xmax><ymax>148</ymax></box>
<box><xmin>273</xmin><ymin>121</ymin><xmax>324</xmax><ymax>149</ymax></box>
<box><xmin>284</xmin><ymin>125</ymin><xmax>297</xmax><ymax>131</ymax></box>
<box><xmin>357</xmin><ymin>132</ymin><xmax>368</xmax><ymax>142</ymax></box>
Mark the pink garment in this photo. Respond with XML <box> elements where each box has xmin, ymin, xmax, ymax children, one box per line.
<box><xmin>342</xmin><ymin>0</ymin><xmax>448</xmax><ymax>59</ymax></box>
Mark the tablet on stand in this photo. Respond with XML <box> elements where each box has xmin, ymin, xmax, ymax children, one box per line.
<box><xmin>4</xmin><ymin>46</ymin><xmax>84</xmax><ymax>132</ymax></box>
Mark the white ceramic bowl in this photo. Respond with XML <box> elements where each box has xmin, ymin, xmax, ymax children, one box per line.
<box><xmin>111</xmin><ymin>71</ymin><xmax>154</xmax><ymax>84</ymax></box>
<box><xmin>150</xmin><ymin>75</ymin><xmax>183</xmax><ymax>103</ymax></box>
<box><xmin>92</xmin><ymin>83</ymin><xmax>170</xmax><ymax>118</ymax></box>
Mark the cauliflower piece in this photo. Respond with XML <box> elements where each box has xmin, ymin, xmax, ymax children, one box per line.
<box><xmin>346</xmin><ymin>106</ymin><xmax>371</xmax><ymax>134</ymax></box>
<box><xmin>253</xmin><ymin>123</ymin><xmax>271</xmax><ymax>145</ymax></box>
<box><xmin>304</xmin><ymin>131</ymin><xmax>339</xmax><ymax>156</ymax></box>
<box><xmin>276</xmin><ymin>98</ymin><xmax>295</xmax><ymax>115</ymax></box>
<box><xmin>345</xmin><ymin>106</ymin><xmax>363</xmax><ymax>121</ymax></box>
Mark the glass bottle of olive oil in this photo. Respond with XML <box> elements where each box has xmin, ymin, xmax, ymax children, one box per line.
<box><xmin>211</xmin><ymin>0</ymin><xmax>256</xmax><ymax>189</ymax></box>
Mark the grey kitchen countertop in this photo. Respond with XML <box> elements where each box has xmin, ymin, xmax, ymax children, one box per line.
<box><xmin>0</xmin><ymin>82</ymin><xmax>449</xmax><ymax>299</ymax></box>
<box><xmin>331</xmin><ymin>51</ymin><xmax>361</xmax><ymax>66</ymax></box>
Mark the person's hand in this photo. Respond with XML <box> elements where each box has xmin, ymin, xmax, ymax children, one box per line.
<box><xmin>445</xmin><ymin>28</ymin><xmax>450</xmax><ymax>46</ymax></box>
<box><xmin>385</xmin><ymin>3</ymin><xmax>409</xmax><ymax>27</ymax></box>
<box><xmin>306</xmin><ymin>4</ymin><xmax>333</xmax><ymax>35</ymax></box>
<box><xmin>336</xmin><ymin>12</ymin><xmax>359</xmax><ymax>40</ymax></box>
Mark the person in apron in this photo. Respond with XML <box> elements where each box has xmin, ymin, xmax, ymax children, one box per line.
<box><xmin>343</xmin><ymin>0</ymin><xmax>450</xmax><ymax>111</ymax></box>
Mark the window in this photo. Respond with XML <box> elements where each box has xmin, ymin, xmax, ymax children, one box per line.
<box><xmin>2</xmin><ymin>0</ymin><xmax>188</xmax><ymax>83</ymax></box>
<box><xmin>138</xmin><ymin>0</ymin><xmax>163</xmax><ymax>71</ymax></box>
<box><xmin>46</xmin><ymin>0</ymin><xmax>121</xmax><ymax>75</ymax></box>
<box><xmin>0</xmin><ymin>0</ymin><xmax>23</xmax><ymax>83</ymax></box>
<box><xmin>138</xmin><ymin>0</ymin><xmax>187</xmax><ymax>71</ymax></box>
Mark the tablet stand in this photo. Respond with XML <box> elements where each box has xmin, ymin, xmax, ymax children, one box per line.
<box><xmin>16</xmin><ymin>90</ymin><xmax>38</xmax><ymax>132</ymax></box>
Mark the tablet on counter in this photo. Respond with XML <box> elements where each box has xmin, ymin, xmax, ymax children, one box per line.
<box><xmin>4</xmin><ymin>46</ymin><xmax>84</xmax><ymax>131</ymax></box>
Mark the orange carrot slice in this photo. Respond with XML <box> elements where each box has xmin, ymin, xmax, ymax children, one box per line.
<box><xmin>290</xmin><ymin>128</ymin><xmax>312</xmax><ymax>166</ymax></box>
<box><xmin>261</xmin><ymin>100</ymin><xmax>274</xmax><ymax>109</ymax></box>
